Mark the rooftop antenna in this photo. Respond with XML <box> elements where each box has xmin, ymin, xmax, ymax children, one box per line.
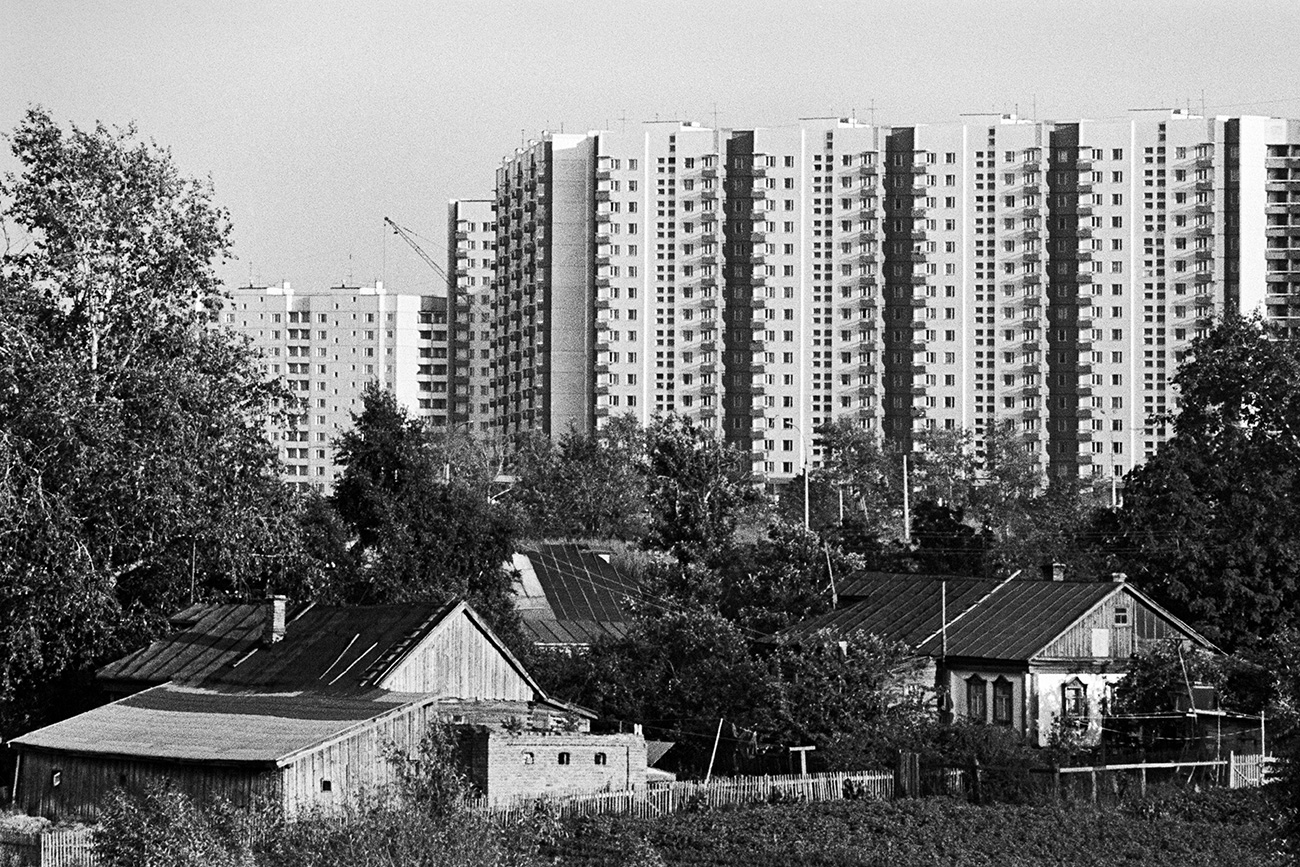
<box><xmin>870</xmin><ymin>99</ymin><xmax>876</xmax><ymax>126</ymax></box>
<box><xmin>712</xmin><ymin>101</ymin><xmax>719</xmax><ymax>129</ymax></box>
<box><xmin>619</xmin><ymin>110</ymin><xmax>628</xmax><ymax>133</ymax></box>
<box><xmin>1032</xmin><ymin>94</ymin><xmax>1037</xmax><ymax>119</ymax></box>
<box><xmin>1201</xmin><ymin>89</ymin><xmax>1207</xmax><ymax>117</ymax></box>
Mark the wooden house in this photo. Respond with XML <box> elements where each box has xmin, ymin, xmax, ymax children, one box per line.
<box><xmin>9</xmin><ymin>600</ymin><xmax>644</xmax><ymax>821</ymax></box>
<box><xmin>784</xmin><ymin>572</ymin><xmax>1216</xmax><ymax>746</ymax></box>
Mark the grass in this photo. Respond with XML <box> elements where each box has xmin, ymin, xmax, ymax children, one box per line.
<box><xmin>543</xmin><ymin>786</ymin><xmax>1290</xmax><ymax>867</ymax></box>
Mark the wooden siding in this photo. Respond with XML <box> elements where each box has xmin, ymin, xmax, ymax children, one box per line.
<box><xmin>380</xmin><ymin>610</ymin><xmax>534</xmax><ymax>699</ymax></box>
<box><xmin>1038</xmin><ymin>587</ymin><xmax>1187</xmax><ymax>660</ymax></box>
<box><xmin>278</xmin><ymin>701</ymin><xmax>437</xmax><ymax>814</ymax></box>
<box><xmin>17</xmin><ymin>749</ymin><xmax>277</xmax><ymax>823</ymax></box>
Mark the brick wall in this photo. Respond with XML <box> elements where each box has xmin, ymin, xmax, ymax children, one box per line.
<box><xmin>458</xmin><ymin>729</ymin><xmax>647</xmax><ymax>803</ymax></box>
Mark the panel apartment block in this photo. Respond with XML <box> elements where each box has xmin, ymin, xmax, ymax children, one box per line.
<box><xmin>448</xmin><ymin>199</ymin><xmax>497</xmax><ymax>437</ymax></box>
<box><xmin>223</xmin><ymin>283</ymin><xmax>452</xmax><ymax>491</ymax></box>
<box><xmin>483</xmin><ymin>113</ymin><xmax>1298</xmax><ymax>485</ymax></box>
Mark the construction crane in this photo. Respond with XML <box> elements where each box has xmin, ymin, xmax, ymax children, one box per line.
<box><xmin>384</xmin><ymin>216</ymin><xmax>453</xmax><ymax>291</ymax></box>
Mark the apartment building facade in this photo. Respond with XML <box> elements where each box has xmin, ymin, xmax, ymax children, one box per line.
<box><xmin>222</xmin><ymin>282</ymin><xmax>453</xmax><ymax>491</ymax></box>
<box><xmin>447</xmin><ymin>199</ymin><xmax>498</xmax><ymax>437</ymax></box>
<box><xmin>485</xmin><ymin>113</ymin><xmax>1300</xmax><ymax>485</ymax></box>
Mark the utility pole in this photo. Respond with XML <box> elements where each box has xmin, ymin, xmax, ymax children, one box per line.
<box><xmin>902</xmin><ymin>454</ymin><xmax>912</xmax><ymax>544</ymax></box>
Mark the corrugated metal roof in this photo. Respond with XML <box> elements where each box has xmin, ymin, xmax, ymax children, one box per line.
<box><xmin>11</xmin><ymin>684</ymin><xmax>428</xmax><ymax>765</ymax></box>
<box><xmin>921</xmin><ymin>580</ymin><xmax>1119</xmax><ymax>659</ymax></box>
<box><xmin>783</xmin><ymin>576</ymin><xmax>1151</xmax><ymax>662</ymax></box>
<box><xmin>514</xmin><ymin>545</ymin><xmax>641</xmax><ymax>645</ymax></box>
<box><xmin>836</xmin><ymin>571</ymin><xmax>977</xmax><ymax>600</ymax></box>
<box><xmin>98</xmin><ymin>604</ymin><xmax>266</xmax><ymax>688</ymax></box>
<box><xmin>783</xmin><ymin>576</ymin><xmax>1001</xmax><ymax>646</ymax></box>
<box><xmin>218</xmin><ymin>602</ymin><xmax>457</xmax><ymax>691</ymax></box>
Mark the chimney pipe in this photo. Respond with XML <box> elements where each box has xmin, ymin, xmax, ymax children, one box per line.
<box><xmin>1111</xmin><ymin>572</ymin><xmax>1127</xmax><ymax>583</ymax></box>
<box><xmin>1042</xmin><ymin>560</ymin><xmax>1065</xmax><ymax>582</ymax></box>
<box><xmin>263</xmin><ymin>595</ymin><xmax>287</xmax><ymax>645</ymax></box>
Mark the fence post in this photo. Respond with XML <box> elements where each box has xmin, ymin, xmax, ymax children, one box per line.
<box><xmin>1051</xmin><ymin>764</ymin><xmax>1061</xmax><ymax>802</ymax></box>
<box><xmin>969</xmin><ymin>758</ymin><xmax>982</xmax><ymax>805</ymax></box>
<box><xmin>1089</xmin><ymin>769</ymin><xmax>1097</xmax><ymax>806</ymax></box>
<box><xmin>1139</xmin><ymin>765</ymin><xmax>1147</xmax><ymax>798</ymax></box>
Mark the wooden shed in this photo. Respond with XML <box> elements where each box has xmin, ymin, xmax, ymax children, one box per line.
<box><xmin>8</xmin><ymin>599</ymin><xmax>635</xmax><ymax>821</ymax></box>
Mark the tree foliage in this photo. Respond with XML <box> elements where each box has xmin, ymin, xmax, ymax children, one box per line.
<box><xmin>330</xmin><ymin>384</ymin><xmax>519</xmax><ymax>635</ymax></box>
<box><xmin>511</xmin><ymin>415</ymin><xmax>647</xmax><ymax>541</ymax></box>
<box><xmin>1109</xmin><ymin>315</ymin><xmax>1300</xmax><ymax>648</ymax></box>
<box><xmin>642</xmin><ymin>415</ymin><xmax>762</xmax><ymax>564</ymax></box>
<box><xmin>0</xmin><ymin>108</ymin><xmax>295</xmax><ymax>735</ymax></box>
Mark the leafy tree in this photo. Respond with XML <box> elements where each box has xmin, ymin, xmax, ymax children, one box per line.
<box><xmin>1110</xmin><ymin>639</ymin><xmax>1230</xmax><ymax>715</ymax></box>
<box><xmin>511</xmin><ymin>415</ymin><xmax>647</xmax><ymax>541</ymax></box>
<box><xmin>1109</xmin><ymin>315</ymin><xmax>1300</xmax><ymax>648</ymax></box>
<box><xmin>714</xmin><ymin>522</ymin><xmax>847</xmax><ymax>634</ymax></box>
<box><xmin>761</xmin><ymin>628</ymin><xmax>925</xmax><ymax>758</ymax></box>
<box><xmin>815</xmin><ymin>419</ymin><xmax>902</xmax><ymax>535</ymax></box>
<box><xmin>642</xmin><ymin>414</ymin><xmax>762</xmax><ymax>564</ymax></box>
<box><xmin>0</xmin><ymin>108</ymin><xmax>295</xmax><ymax>734</ymax></box>
<box><xmin>331</xmin><ymin>385</ymin><xmax>519</xmax><ymax>634</ymax></box>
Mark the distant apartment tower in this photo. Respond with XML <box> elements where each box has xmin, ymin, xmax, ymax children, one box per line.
<box><xmin>447</xmin><ymin>199</ymin><xmax>497</xmax><ymax>437</ymax></box>
<box><xmin>223</xmin><ymin>283</ymin><xmax>452</xmax><ymax>491</ymax></box>
<box><xmin>489</xmin><ymin>113</ymin><xmax>1300</xmax><ymax>483</ymax></box>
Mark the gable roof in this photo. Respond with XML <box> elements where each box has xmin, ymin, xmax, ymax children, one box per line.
<box><xmin>783</xmin><ymin>575</ymin><xmax>1215</xmax><ymax>662</ymax></box>
<box><xmin>783</xmin><ymin>575</ymin><xmax>1003</xmax><ymax>647</ymax></box>
<box><xmin>97</xmin><ymin>603</ymin><xmax>269</xmax><ymax>690</ymax></box>
<box><xmin>10</xmin><ymin>683</ymin><xmax>432</xmax><ymax>766</ymax></box>
<box><xmin>513</xmin><ymin>544</ymin><xmax>642</xmax><ymax>645</ymax></box>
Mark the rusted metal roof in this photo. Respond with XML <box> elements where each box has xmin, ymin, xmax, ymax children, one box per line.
<box><xmin>10</xmin><ymin>684</ymin><xmax>430</xmax><ymax>765</ymax></box>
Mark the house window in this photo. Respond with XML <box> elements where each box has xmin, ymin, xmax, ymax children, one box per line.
<box><xmin>966</xmin><ymin>675</ymin><xmax>987</xmax><ymax>723</ymax></box>
<box><xmin>993</xmin><ymin>678</ymin><xmax>1013</xmax><ymax>726</ymax></box>
<box><xmin>1113</xmin><ymin>607</ymin><xmax>1129</xmax><ymax>626</ymax></box>
<box><xmin>522</xmin><ymin>752</ymin><xmax>535</xmax><ymax>765</ymax></box>
<box><xmin>594</xmin><ymin>752</ymin><xmax>608</xmax><ymax>766</ymax></box>
<box><xmin>557</xmin><ymin>752</ymin><xmax>571</xmax><ymax>765</ymax></box>
<box><xmin>51</xmin><ymin>770</ymin><xmax>62</xmax><ymax>788</ymax></box>
<box><xmin>1062</xmin><ymin>678</ymin><xmax>1088</xmax><ymax>722</ymax></box>
<box><xmin>320</xmin><ymin>779</ymin><xmax>332</xmax><ymax>792</ymax></box>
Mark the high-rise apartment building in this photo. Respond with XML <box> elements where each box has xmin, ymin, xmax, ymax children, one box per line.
<box><xmin>486</xmin><ymin>113</ymin><xmax>1300</xmax><ymax>486</ymax></box>
<box><xmin>222</xmin><ymin>282</ymin><xmax>453</xmax><ymax>491</ymax></box>
<box><xmin>447</xmin><ymin>199</ymin><xmax>497</xmax><ymax>437</ymax></box>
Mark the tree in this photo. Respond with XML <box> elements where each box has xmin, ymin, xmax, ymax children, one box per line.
<box><xmin>1109</xmin><ymin>315</ymin><xmax>1300</xmax><ymax>648</ymax></box>
<box><xmin>714</xmin><ymin>522</ymin><xmax>846</xmax><ymax>634</ymax></box>
<box><xmin>815</xmin><ymin>419</ymin><xmax>902</xmax><ymax>535</ymax></box>
<box><xmin>0</xmin><ymin>108</ymin><xmax>295</xmax><ymax>734</ymax></box>
<box><xmin>511</xmin><ymin>415</ymin><xmax>647</xmax><ymax>541</ymax></box>
<box><xmin>642</xmin><ymin>414</ymin><xmax>762</xmax><ymax>564</ymax></box>
<box><xmin>331</xmin><ymin>385</ymin><xmax>519</xmax><ymax>634</ymax></box>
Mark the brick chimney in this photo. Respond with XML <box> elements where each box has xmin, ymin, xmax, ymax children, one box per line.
<box><xmin>263</xmin><ymin>595</ymin><xmax>287</xmax><ymax>645</ymax></box>
<box><xmin>1042</xmin><ymin>560</ymin><xmax>1065</xmax><ymax>582</ymax></box>
<box><xmin>1111</xmin><ymin>572</ymin><xmax>1128</xmax><ymax>583</ymax></box>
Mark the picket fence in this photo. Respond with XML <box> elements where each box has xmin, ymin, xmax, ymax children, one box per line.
<box><xmin>472</xmin><ymin>769</ymin><xmax>895</xmax><ymax>822</ymax></box>
<box><xmin>0</xmin><ymin>828</ymin><xmax>95</xmax><ymax>867</ymax></box>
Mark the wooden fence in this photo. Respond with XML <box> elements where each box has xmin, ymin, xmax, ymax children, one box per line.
<box><xmin>473</xmin><ymin>769</ymin><xmax>895</xmax><ymax>822</ymax></box>
<box><xmin>1012</xmin><ymin>752</ymin><xmax>1278</xmax><ymax>805</ymax></box>
<box><xmin>0</xmin><ymin>828</ymin><xmax>95</xmax><ymax>867</ymax></box>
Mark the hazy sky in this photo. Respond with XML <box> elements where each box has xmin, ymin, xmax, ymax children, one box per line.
<box><xmin>5</xmin><ymin>0</ymin><xmax>1299</xmax><ymax>293</ymax></box>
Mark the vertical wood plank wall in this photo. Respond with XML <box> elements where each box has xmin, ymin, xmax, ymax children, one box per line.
<box><xmin>17</xmin><ymin>750</ymin><xmax>277</xmax><ymax>823</ymax></box>
<box><xmin>381</xmin><ymin>612</ymin><xmax>533</xmax><ymax>700</ymax></box>
<box><xmin>1039</xmin><ymin>589</ymin><xmax>1186</xmax><ymax>659</ymax></box>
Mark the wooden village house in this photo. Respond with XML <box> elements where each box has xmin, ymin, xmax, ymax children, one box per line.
<box><xmin>7</xmin><ymin>599</ymin><xmax>646</xmax><ymax>821</ymax></box>
<box><xmin>784</xmin><ymin>569</ymin><xmax>1217</xmax><ymax>746</ymax></box>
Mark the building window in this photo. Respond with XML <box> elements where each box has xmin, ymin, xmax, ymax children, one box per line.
<box><xmin>320</xmin><ymin>779</ymin><xmax>332</xmax><ymax>792</ymax></box>
<box><xmin>594</xmin><ymin>752</ymin><xmax>608</xmax><ymax>766</ymax></box>
<box><xmin>1114</xmin><ymin>607</ymin><xmax>1129</xmax><ymax>626</ymax></box>
<box><xmin>557</xmin><ymin>752</ymin><xmax>571</xmax><ymax>765</ymax></box>
<box><xmin>1062</xmin><ymin>678</ymin><xmax>1087</xmax><ymax>723</ymax></box>
<box><xmin>966</xmin><ymin>675</ymin><xmax>987</xmax><ymax>723</ymax></box>
<box><xmin>993</xmin><ymin>678</ymin><xmax>1013</xmax><ymax>726</ymax></box>
<box><xmin>522</xmin><ymin>751</ymin><xmax>535</xmax><ymax>765</ymax></box>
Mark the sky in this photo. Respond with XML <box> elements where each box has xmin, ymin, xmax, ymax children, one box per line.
<box><xmin>5</xmin><ymin>0</ymin><xmax>1300</xmax><ymax>294</ymax></box>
